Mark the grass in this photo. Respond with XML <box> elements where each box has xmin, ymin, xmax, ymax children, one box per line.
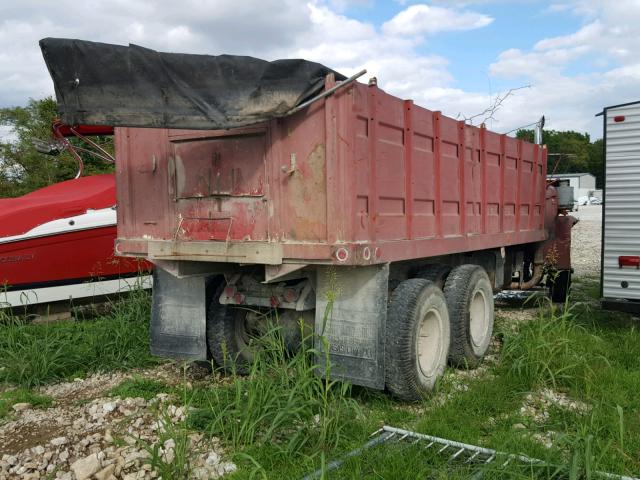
<box><xmin>1</xmin><ymin>278</ymin><xmax>639</xmax><ymax>479</ymax></box>
<box><xmin>499</xmin><ymin>300</ymin><xmax>602</xmax><ymax>391</ymax></box>
<box><xmin>0</xmin><ymin>288</ymin><xmax>160</xmax><ymax>387</ymax></box>
<box><xmin>109</xmin><ymin>377</ymin><xmax>172</xmax><ymax>401</ymax></box>
<box><xmin>185</xmin><ymin>320</ymin><xmax>361</xmax><ymax>477</ymax></box>
<box><xmin>0</xmin><ymin>388</ymin><xmax>52</xmax><ymax>419</ymax></box>
<box><xmin>143</xmin><ymin>406</ymin><xmax>194</xmax><ymax>479</ymax></box>
<box><xmin>213</xmin><ymin>286</ymin><xmax>640</xmax><ymax>478</ymax></box>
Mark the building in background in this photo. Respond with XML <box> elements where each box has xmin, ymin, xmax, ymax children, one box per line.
<box><xmin>546</xmin><ymin>172</ymin><xmax>597</xmax><ymax>201</ymax></box>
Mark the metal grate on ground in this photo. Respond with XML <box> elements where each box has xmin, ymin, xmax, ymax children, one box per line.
<box><xmin>302</xmin><ymin>425</ymin><xmax>640</xmax><ymax>480</ymax></box>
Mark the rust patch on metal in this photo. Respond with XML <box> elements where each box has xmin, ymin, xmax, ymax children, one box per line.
<box><xmin>287</xmin><ymin>143</ymin><xmax>327</xmax><ymax>241</ymax></box>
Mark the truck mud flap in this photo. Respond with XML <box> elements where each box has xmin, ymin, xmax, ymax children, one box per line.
<box><xmin>315</xmin><ymin>264</ymin><xmax>389</xmax><ymax>389</ymax></box>
<box><xmin>150</xmin><ymin>267</ymin><xmax>207</xmax><ymax>360</ymax></box>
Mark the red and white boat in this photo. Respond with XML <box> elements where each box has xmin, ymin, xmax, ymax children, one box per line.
<box><xmin>0</xmin><ymin>124</ymin><xmax>150</xmax><ymax>309</ymax></box>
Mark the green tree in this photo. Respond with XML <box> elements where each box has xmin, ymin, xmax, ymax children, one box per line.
<box><xmin>516</xmin><ymin>128</ymin><xmax>603</xmax><ymax>188</ymax></box>
<box><xmin>0</xmin><ymin>97</ymin><xmax>114</xmax><ymax>198</ymax></box>
<box><xmin>587</xmin><ymin>138</ymin><xmax>604</xmax><ymax>188</ymax></box>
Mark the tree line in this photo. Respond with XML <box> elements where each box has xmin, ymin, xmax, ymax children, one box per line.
<box><xmin>516</xmin><ymin>129</ymin><xmax>604</xmax><ymax>189</ymax></box>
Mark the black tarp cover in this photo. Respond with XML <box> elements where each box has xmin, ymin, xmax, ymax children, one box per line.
<box><xmin>39</xmin><ymin>38</ymin><xmax>345</xmax><ymax>130</ymax></box>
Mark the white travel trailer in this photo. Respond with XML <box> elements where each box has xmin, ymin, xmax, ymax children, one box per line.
<box><xmin>598</xmin><ymin>101</ymin><xmax>640</xmax><ymax>313</ymax></box>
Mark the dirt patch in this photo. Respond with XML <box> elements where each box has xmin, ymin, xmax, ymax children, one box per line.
<box><xmin>1</xmin><ymin>417</ymin><xmax>66</xmax><ymax>457</ymax></box>
<box><xmin>496</xmin><ymin>306</ymin><xmax>539</xmax><ymax>333</ymax></box>
<box><xmin>39</xmin><ymin>362</ymin><xmax>209</xmax><ymax>407</ymax></box>
<box><xmin>40</xmin><ymin>374</ymin><xmax>133</xmax><ymax>407</ymax></box>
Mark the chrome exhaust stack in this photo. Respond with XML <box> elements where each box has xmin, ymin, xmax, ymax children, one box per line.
<box><xmin>534</xmin><ymin>115</ymin><xmax>545</xmax><ymax>145</ymax></box>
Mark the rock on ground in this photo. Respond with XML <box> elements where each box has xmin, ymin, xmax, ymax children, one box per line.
<box><xmin>0</xmin><ymin>364</ymin><xmax>235</xmax><ymax>480</ymax></box>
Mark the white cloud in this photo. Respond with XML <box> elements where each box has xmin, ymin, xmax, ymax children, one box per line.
<box><xmin>533</xmin><ymin>21</ymin><xmax>602</xmax><ymax>51</ymax></box>
<box><xmin>1</xmin><ymin>0</ymin><xmax>638</xmax><ymax>139</ymax></box>
<box><xmin>0</xmin><ymin>0</ymin><xmax>313</xmax><ymax>105</ymax></box>
<box><xmin>291</xmin><ymin>3</ymin><xmax>453</xmax><ymax>88</ymax></box>
<box><xmin>490</xmin><ymin>46</ymin><xmax>589</xmax><ymax>79</ymax></box>
<box><xmin>327</xmin><ymin>0</ymin><xmax>372</xmax><ymax>11</ymax></box>
<box><xmin>485</xmin><ymin>0</ymin><xmax>640</xmax><ymax>136</ymax></box>
<box><xmin>382</xmin><ymin>4</ymin><xmax>493</xmax><ymax>36</ymax></box>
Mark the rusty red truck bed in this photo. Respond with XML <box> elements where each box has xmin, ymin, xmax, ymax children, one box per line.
<box><xmin>114</xmin><ymin>76</ymin><xmax>548</xmax><ymax>269</ymax></box>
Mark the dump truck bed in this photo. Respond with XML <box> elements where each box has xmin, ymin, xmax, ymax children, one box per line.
<box><xmin>115</xmin><ymin>77</ymin><xmax>548</xmax><ymax>267</ymax></box>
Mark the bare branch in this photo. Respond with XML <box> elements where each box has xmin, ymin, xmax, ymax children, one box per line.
<box><xmin>458</xmin><ymin>85</ymin><xmax>531</xmax><ymax>126</ymax></box>
<box><xmin>503</xmin><ymin>119</ymin><xmax>541</xmax><ymax>135</ymax></box>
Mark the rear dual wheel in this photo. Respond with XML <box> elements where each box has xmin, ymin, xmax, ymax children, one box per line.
<box><xmin>385</xmin><ymin>279</ymin><xmax>450</xmax><ymax>401</ymax></box>
<box><xmin>414</xmin><ymin>263</ymin><xmax>495</xmax><ymax>368</ymax></box>
<box><xmin>206</xmin><ymin>299</ymin><xmax>313</xmax><ymax>374</ymax></box>
<box><xmin>206</xmin><ymin>304</ymin><xmax>263</xmax><ymax>374</ymax></box>
<box><xmin>415</xmin><ymin>263</ymin><xmax>452</xmax><ymax>289</ymax></box>
<box><xmin>444</xmin><ymin>265</ymin><xmax>494</xmax><ymax>368</ymax></box>
<box><xmin>385</xmin><ymin>265</ymin><xmax>495</xmax><ymax>401</ymax></box>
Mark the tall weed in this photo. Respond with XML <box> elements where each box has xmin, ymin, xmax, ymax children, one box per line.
<box><xmin>189</xmin><ymin>313</ymin><xmax>360</xmax><ymax>461</ymax></box>
<box><xmin>0</xmin><ymin>286</ymin><xmax>157</xmax><ymax>387</ymax></box>
<box><xmin>500</xmin><ymin>298</ymin><xmax>602</xmax><ymax>391</ymax></box>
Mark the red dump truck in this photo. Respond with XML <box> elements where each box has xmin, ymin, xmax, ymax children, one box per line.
<box><xmin>41</xmin><ymin>39</ymin><xmax>575</xmax><ymax>400</ymax></box>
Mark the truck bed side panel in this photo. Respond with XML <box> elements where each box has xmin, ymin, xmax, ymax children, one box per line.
<box><xmin>115</xmin><ymin>81</ymin><xmax>548</xmax><ymax>265</ymax></box>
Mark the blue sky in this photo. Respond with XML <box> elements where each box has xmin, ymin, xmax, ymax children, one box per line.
<box><xmin>349</xmin><ymin>1</ymin><xmax>582</xmax><ymax>91</ymax></box>
<box><xmin>351</xmin><ymin>1</ymin><xmax>629</xmax><ymax>114</ymax></box>
<box><xmin>347</xmin><ymin>1</ymin><xmax>609</xmax><ymax>81</ymax></box>
<box><xmin>417</xmin><ymin>4</ymin><xmax>581</xmax><ymax>90</ymax></box>
<box><xmin>1</xmin><ymin>0</ymin><xmax>639</xmax><ymax>139</ymax></box>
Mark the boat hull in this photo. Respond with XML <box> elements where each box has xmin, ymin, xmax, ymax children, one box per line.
<box><xmin>1</xmin><ymin>174</ymin><xmax>152</xmax><ymax>308</ymax></box>
<box><xmin>1</xmin><ymin>225</ymin><xmax>146</xmax><ymax>287</ymax></box>
<box><xmin>1</xmin><ymin>276</ymin><xmax>152</xmax><ymax>309</ymax></box>
<box><xmin>1</xmin><ymin>226</ymin><xmax>150</xmax><ymax>307</ymax></box>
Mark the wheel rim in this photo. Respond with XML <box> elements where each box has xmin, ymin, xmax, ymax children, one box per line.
<box><xmin>416</xmin><ymin>308</ymin><xmax>443</xmax><ymax>378</ymax></box>
<box><xmin>234</xmin><ymin>310</ymin><xmax>266</xmax><ymax>362</ymax></box>
<box><xmin>469</xmin><ymin>289</ymin><xmax>489</xmax><ymax>348</ymax></box>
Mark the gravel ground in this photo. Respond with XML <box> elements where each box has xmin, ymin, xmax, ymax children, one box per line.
<box><xmin>570</xmin><ymin>205</ymin><xmax>602</xmax><ymax>278</ymax></box>
<box><xmin>0</xmin><ymin>365</ymin><xmax>236</xmax><ymax>480</ymax></box>
<box><xmin>510</xmin><ymin>388</ymin><xmax>592</xmax><ymax>449</ymax></box>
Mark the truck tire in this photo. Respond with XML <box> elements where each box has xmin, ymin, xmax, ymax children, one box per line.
<box><xmin>415</xmin><ymin>263</ymin><xmax>452</xmax><ymax>288</ymax></box>
<box><xmin>204</xmin><ymin>276</ymin><xmax>225</xmax><ymax>362</ymax></box>
<box><xmin>385</xmin><ymin>279</ymin><xmax>450</xmax><ymax>402</ymax></box>
<box><xmin>443</xmin><ymin>265</ymin><xmax>494</xmax><ymax>368</ymax></box>
<box><xmin>278</xmin><ymin>309</ymin><xmax>314</xmax><ymax>353</ymax></box>
<box><xmin>549</xmin><ymin>270</ymin><xmax>571</xmax><ymax>303</ymax></box>
<box><xmin>206</xmin><ymin>302</ymin><xmax>263</xmax><ymax>375</ymax></box>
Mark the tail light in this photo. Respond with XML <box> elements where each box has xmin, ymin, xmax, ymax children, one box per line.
<box><xmin>619</xmin><ymin>256</ymin><xmax>640</xmax><ymax>268</ymax></box>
